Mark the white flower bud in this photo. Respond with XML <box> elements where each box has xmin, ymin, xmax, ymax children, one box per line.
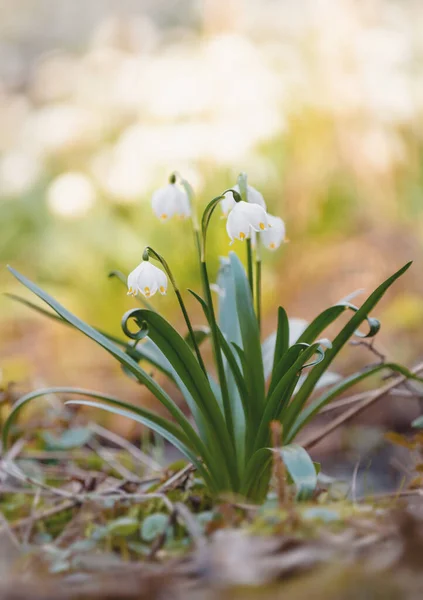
<box><xmin>151</xmin><ymin>183</ymin><xmax>190</xmax><ymax>220</ymax></box>
<box><xmin>127</xmin><ymin>261</ymin><xmax>168</xmax><ymax>298</ymax></box>
<box><xmin>221</xmin><ymin>183</ymin><xmax>266</xmax><ymax>217</ymax></box>
<box><xmin>226</xmin><ymin>201</ymin><xmax>268</xmax><ymax>243</ymax></box>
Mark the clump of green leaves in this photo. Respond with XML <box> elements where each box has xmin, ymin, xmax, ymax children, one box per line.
<box><xmin>3</xmin><ymin>173</ymin><xmax>421</xmax><ymax>502</ymax></box>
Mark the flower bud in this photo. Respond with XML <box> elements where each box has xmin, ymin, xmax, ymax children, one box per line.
<box><xmin>221</xmin><ymin>183</ymin><xmax>266</xmax><ymax>217</ymax></box>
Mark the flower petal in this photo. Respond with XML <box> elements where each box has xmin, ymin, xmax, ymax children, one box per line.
<box><xmin>261</xmin><ymin>214</ymin><xmax>286</xmax><ymax>250</ymax></box>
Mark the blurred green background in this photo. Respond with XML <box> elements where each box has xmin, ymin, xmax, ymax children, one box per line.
<box><xmin>1</xmin><ymin>0</ymin><xmax>423</xmax><ymax>436</ymax></box>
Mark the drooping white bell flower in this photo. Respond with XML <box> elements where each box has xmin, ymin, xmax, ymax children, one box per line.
<box><xmin>260</xmin><ymin>214</ymin><xmax>286</xmax><ymax>250</ymax></box>
<box><xmin>226</xmin><ymin>201</ymin><xmax>268</xmax><ymax>243</ymax></box>
<box><xmin>127</xmin><ymin>261</ymin><xmax>168</xmax><ymax>298</ymax></box>
<box><xmin>151</xmin><ymin>183</ymin><xmax>190</xmax><ymax>220</ymax></box>
<box><xmin>221</xmin><ymin>183</ymin><xmax>267</xmax><ymax>217</ymax></box>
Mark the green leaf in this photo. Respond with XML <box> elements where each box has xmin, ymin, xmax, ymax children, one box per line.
<box><xmin>254</xmin><ymin>344</ymin><xmax>320</xmax><ymax>453</ymax></box>
<box><xmin>2</xmin><ymin>386</ymin><xmax>216</xmax><ymax>491</ymax></box>
<box><xmin>141</xmin><ymin>513</ymin><xmax>169</xmax><ymax>542</ymax></box>
<box><xmin>66</xmin><ymin>399</ymin><xmax>215</xmax><ymax>490</ymax></box>
<box><xmin>288</xmin><ymin>362</ymin><xmax>423</xmax><ymax>442</ymax></box>
<box><xmin>42</xmin><ymin>427</ymin><xmax>92</xmax><ymax>450</ymax></box>
<box><xmin>184</xmin><ymin>327</ymin><xmax>210</xmax><ymax>350</ymax></box>
<box><xmin>296</xmin><ymin>306</ymin><xmax>346</xmax><ymax>345</ymax></box>
<box><xmin>283</xmin><ymin>262</ymin><xmax>412</xmax><ymax>436</ymax></box>
<box><xmin>5</xmin><ymin>293</ymin><xmax>127</xmax><ymax>349</ymax></box>
<box><xmin>269</xmin><ymin>343</ymin><xmax>312</xmax><ymax>397</ymax></box>
<box><xmin>216</xmin><ymin>257</ymin><xmax>246</xmax><ymax>472</ymax></box>
<box><xmin>270</xmin><ymin>307</ymin><xmax>290</xmax><ymax>381</ymax></box>
<box><xmin>107</xmin><ymin>517</ymin><xmax>139</xmax><ymax>537</ymax></box>
<box><xmin>262</xmin><ymin>318</ymin><xmax>308</xmax><ymax>381</ymax></box>
<box><xmin>412</xmin><ymin>415</ymin><xmax>423</xmax><ymax>428</ymax></box>
<box><xmin>124</xmin><ymin>309</ymin><xmax>237</xmax><ymax>490</ymax></box>
<box><xmin>229</xmin><ymin>252</ymin><xmax>265</xmax><ymax>414</ymax></box>
<box><xmin>242</xmin><ymin>448</ymin><xmax>272</xmax><ymax>501</ymax></box>
<box><xmin>280</xmin><ymin>444</ymin><xmax>317</xmax><ymax>500</ymax></box>
<box><xmin>6</xmin><ymin>267</ymin><xmax>205</xmax><ymax>461</ymax></box>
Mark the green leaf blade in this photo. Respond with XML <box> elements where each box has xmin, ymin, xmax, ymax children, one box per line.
<box><xmin>280</xmin><ymin>444</ymin><xmax>317</xmax><ymax>500</ymax></box>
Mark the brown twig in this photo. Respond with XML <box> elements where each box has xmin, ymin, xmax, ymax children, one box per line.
<box><xmin>350</xmin><ymin>339</ymin><xmax>386</xmax><ymax>363</ymax></box>
<box><xmin>157</xmin><ymin>463</ymin><xmax>196</xmax><ymax>493</ymax></box>
<box><xmin>90</xmin><ymin>422</ymin><xmax>161</xmax><ymax>472</ymax></box>
<box><xmin>303</xmin><ymin>362</ymin><xmax>423</xmax><ymax>450</ymax></box>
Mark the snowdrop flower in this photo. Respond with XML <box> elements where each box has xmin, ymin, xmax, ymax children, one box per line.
<box><xmin>260</xmin><ymin>214</ymin><xmax>286</xmax><ymax>250</ymax></box>
<box><xmin>226</xmin><ymin>201</ymin><xmax>268</xmax><ymax>243</ymax></box>
<box><xmin>151</xmin><ymin>183</ymin><xmax>190</xmax><ymax>220</ymax></box>
<box><xmin>127</xmin><ymin>261</ymin><xmax>167</xmax><ymax>298</ymax></box>
<box><xmin>221</xmin><ymin>183</ymin><xmax>266</xmax><ymax>217</ymax></box>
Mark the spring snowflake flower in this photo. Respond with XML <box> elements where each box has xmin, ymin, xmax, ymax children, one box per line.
<box><xmin>151</xmin><ymin>183</ymin><xmax>190</xmax><ymax>220</ymax></box>
<box><xmin>261</xmin><ymin>214</ymin><xmax>286</xmax><ymax>250</ymax></box>
<box><xmin>221</xmin><ymin>183</ymin><xmax>266</xmax><ymax>217</ymax></box>
<box><xmin>226</xmin><ymin>201</ymin><xmax>268</xmax><ymax>243</ymax></box>
<box><xmin>127</xmin><ymin>261</ymin><xmax>168</xmax><ymax>298</ymax></box>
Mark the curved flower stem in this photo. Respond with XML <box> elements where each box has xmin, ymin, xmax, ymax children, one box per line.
<box><xmin>255</xmin><ymin>236</ymin><xmax>262</xmax><ymax>332</ymax></box>
<box><xmin>143</xmin><ymin>247</ymin><xmax>207</xmax><ymax>376</ymax></box>
<box><xmin>238</xmin><ymin>172</ymin><xmax>254</xmax><ymax>297</ymax></box>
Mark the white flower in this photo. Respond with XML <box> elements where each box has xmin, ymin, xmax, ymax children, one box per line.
<box><xmin>151</xmin><ymin>183</ymin><xmax>190</xmax><ymax>220</ymax></box>
<box><xmin>260</xmin><ymin>214</ymin><xmax>286</xmax><ymax>250</ymax></box>
<box><xmin>221</xmin><ymin>183</ymin><xmax>266</xmax><ymax>217</ymax></box>
<box><xmin>127</xmin><ymin>261</ymin><xmax>168</xmax><ymax>298</ymax></box>
<box><xmin>226</xmin><ymin>201</ymin><xmax>268</xmax><ymax>243</ymax></box>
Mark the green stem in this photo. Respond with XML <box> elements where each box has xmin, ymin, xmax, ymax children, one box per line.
<box><xmin>246</xmin><ymin>238</ymin><xmax>254</xmax><ymax>296</ymax></box>
<box><xmin>200</xmin><ymin>259</ymin><xmax>235</xmax><ymax>443</ymax></box>
<box><xmin>256</xmin><ymin>262</ymin><xmax>262</xmax><ymax>333</ymax></box>
<box><xmin>255</xmin><ymin>235</ymin><xmax>262</xmax><ymax>332</ymax></box>
<box><xmin>174</xmin><ymin>288</ymin><xmax>207</xmax><ymax>375</ymax></box>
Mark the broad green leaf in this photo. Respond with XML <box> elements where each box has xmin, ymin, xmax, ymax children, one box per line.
<box><xmin>42</xmin><ymin>427</ymin><xmax>92</xmax><ymax>450</ymax></box>
<box><xmin>283</xmin><ymin>262</ymin><xmax>412</xmax><ymax>435</ymax></box>
<box><xmin>216</xmin><ymin>257</ymin><xmax>242</xmax><ymax>348</ymax></box>
<box><xmin>280</xmin><ymin>444</ymin><xmax>317</xmax><ymax>500</ymax></box>
<box><xmin>412</xmin><ymin>415</ymin><xmax>423</xmax><ymax>428</ymax></box>
<box><xmin>216</xmin><ymin>257</ymin><xmax>246</xmax><ymax>471</ymax></box>
<box><xmin>229</xmin><ymin>252</ymin><xmax>265</xmax><ymax>414</ymax></box>
<box><xmin>216</xmin><ymin>327</ymin><xmax>249</xmax><ymax>420</ymax></box>
<box><xmin>107</xmin><ymin>517</ymin><xmax>139</xmax><ymax>537</ymax></box>
<box><xmin>141</xmin><ymin>513</ymin><xmax>169</xmax><ymax>542</ymax></box>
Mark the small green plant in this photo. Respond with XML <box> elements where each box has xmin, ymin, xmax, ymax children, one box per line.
<box><xmin>3</xmin><ymin>173</ymin><xmax>421</xmax><ymax>502</ymax></box>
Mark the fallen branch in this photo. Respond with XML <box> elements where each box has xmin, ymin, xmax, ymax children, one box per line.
<box><xmin>303</xmin><ymin>362</ymin><xmax>423</xmax><ymax>450</ymax></box>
